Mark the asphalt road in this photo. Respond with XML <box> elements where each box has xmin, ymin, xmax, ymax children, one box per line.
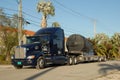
<box><xmin>0</xmin><ymin>61</ymin><xmax>120</xmax><ymax>80</ymax></box>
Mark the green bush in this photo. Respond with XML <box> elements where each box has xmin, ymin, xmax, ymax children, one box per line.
<box><xmin>0</xmin><ymin>54</ymin><xmax>5</xmax><ymax>61</ymax></box>
<box><xmin>0</xmin><ymin>55</ymin><xmax>11</xmax><ymax>64</ymax></box>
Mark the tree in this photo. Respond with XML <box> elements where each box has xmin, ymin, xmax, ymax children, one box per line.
<box><xmin>0</xmin><ymin>8</ymin><xmax>26</xmax><ymax>28</ymax></box>
<box><xmin>111</xmin><ymin>33</ymin><xmax>120</xmax><ymax>47</ymax></box>
<box><xmin>52</xmin><ymin>22</ymin><xmax>60</xmax><ymax>27</ymax></box>
<box><xmin>0</xmin><ymin>27</ymin><xmax>18</xmax><ymax>61</ymax></box>
<box><xmin>109</xmin><ymin>33</ymin><xmax>120</xmax><ymax>59</ymax></box>
<box><xmin>10</xmin><ymin>14</ymin><xmax>26</xmax><ymax>28</ymax></box>
<box><xmin>0</xmin><ymin>8</ymin><xmax>11</xmax><ymax>26</ymax></box>
<box><xmin>91</xmin><ymin>33</ymin><xmax>110</xmax><ymax>58</ymax></box>
<box><xmin>37</xmin><ymin>0</ymin><xmax>55</xmax><ymax>28</ymax></box>
<box><xmin>94</xmin><ymin>33</ymin><xmax>109</xmax><ymax>44</ymax></box>
<box><xmin>10</xmin><ymin>14</ymin><xmax>19</xmax><ymax>28</ymax></box>
<box><xmin>91</xmin><ymin>33</ymin><xmax>120</xmax><ymax>60</ymax></box>
<box><xmin>0</xmin><ymin>9</ymin><xmax>26</xmax><ymax>62</ymax></box>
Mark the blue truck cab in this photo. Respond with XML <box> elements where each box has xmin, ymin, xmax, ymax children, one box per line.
<box><xmin>12</xmin><ymin>27</ymin><xmax>67</xmax><ymax>69</ymax></box>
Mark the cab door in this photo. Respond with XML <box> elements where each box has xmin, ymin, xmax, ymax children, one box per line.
<box><xmin>52</xmin><ymin>29</ymin><xmax>66</xmax><ymax>64</ymax></box>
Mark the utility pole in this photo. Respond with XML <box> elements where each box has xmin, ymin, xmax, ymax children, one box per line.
<box><xmin>93</xmin><ymin>20</ymin><xmax>96</xmax><ymax>37</ymax></box>
<box><xmin>18</xmin><ymin>0</ymin><xmax>22</xmax><ymax>55</ymax></box>
<box><xmin>18</xmin><ymin>0</ymin><xmax>22</xmax><ymax>46</ymax></box>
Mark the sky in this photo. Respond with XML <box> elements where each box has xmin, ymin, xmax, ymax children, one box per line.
<box><xmin>0</xmin><ymin>0</ymin><xmax>120</xmax><ymax>38</ymax></box>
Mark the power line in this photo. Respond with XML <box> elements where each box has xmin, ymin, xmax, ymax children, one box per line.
<box><xmin>0</xmin><ymin>13</ymin><xmax>13</xmax><ymax>18</ymax></box>
<box><xmin>0</xmin><ymin>7</ymin><xmax>41</xmax><ymax>21</ymax></box>
<box><xmin>0</xmin><ymin>3</ymin><xmax>92</xmax><ymax>35</ymax></box>
<box><xmin>0</xmin><ymin>7</ymin><xmax>18</xmax><ymax>12</ymax></box>
<box><xmin>0</xmin><ymin>13</ymin><xmax>40</xmax><ymax>28</ymax></box>
<box><xmin>53</xmin><ymin>0</ymin><xmax>95</xmax><ymax>21</ymax></box>
<box><xmin>27</xmin><ymin>22</ymin><xmax>40</xmax><ymax>28</ymax></box>
<box><xmin>0</xmin><ymin>0</ymin><xmax>41</xmax><ymax>20</ymax></box>
<box><xmin>52</xmin><ymin>0</ymin><xmax>98</xmax><ymax>36</ymax></box>
<box><xmin>1</xmin><ymin>13</ymin><xmax>40</xmax><ymax>27</ymax></box>
<box><xmin>25</xmin><ymin>18</ymin><xmax>40</xmax><ymax>24</ymax></box>
<box><xmin>51</xmin><ymin>1</ymin><xmax>80</xmax><ymax>18</ymax></box>
<box><xmin>23</xmin><ymin>12</ymin><xmax>41</xmax><ymax>20</ymax></box>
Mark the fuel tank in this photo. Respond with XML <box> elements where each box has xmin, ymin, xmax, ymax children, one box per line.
<box><xmin>66</xmin><ymin>34</ymin><xmax>93</xmax><ymax>54</ymax></box>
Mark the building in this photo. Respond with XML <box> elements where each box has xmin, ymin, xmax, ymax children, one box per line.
<box><xmin>0</xmin><ymin>25</ymin><xmax>35</xmax><ymax>43</ymax></box>
<box><xmin>22</xmin><ymin>30</ymin><xmax>35</xmax><ymax>44</ymax></box>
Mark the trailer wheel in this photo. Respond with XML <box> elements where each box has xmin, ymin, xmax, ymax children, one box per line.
<box><xmin>14</xmin><ymin>65</ymin><xmax>23</xmax><ymax>69</ymax></box>
<box><xmin>36</xmin><ymin>57</ymin><xmax>46</xmax><ymax>69</ymax></box>
<box><xmin>102</xmin><ymin>56</ymin><xmax>107</xmax><ymax>62</ymax></box>
<box><xmin>72</xmin><ymin>56</ymin><xmax>77</xmax><ymax>65</ymax></box>
<box><xmin>67</xmin><ymin>56</ymin><xmax>73</xmax><ymax>65</ymax></box>
<box><xmin>98</xmin><ymin>57</ymin><xmax>102</xmax><ymax>62</ymax></box>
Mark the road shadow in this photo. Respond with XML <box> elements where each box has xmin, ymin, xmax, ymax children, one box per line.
<box><xmin>98</xmin><ymin>61</ymin><xmax>120</xmax><ymax>75</ymax></box>
<box><xmin>25</xmin><ymin>65</ymin><xmax>60</xmax><ymax>80</ymax></box>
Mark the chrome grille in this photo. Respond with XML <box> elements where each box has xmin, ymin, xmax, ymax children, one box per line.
<box><xmin>15</xmin><ymin>47</ymin><xmax>26</xmax><ymax>59</ymax></box>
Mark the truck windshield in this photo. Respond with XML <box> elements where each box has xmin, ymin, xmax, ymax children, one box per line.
<box><xmin>26</xmin><ymin>35</ymin><xmax>50</xmax><ymax>44</ymax></box>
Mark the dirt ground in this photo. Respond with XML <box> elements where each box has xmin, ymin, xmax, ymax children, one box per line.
<box><xmin>94</xmin><ymin>71</ymin><xmax>120</xmax><ymax>80</ymax></box>
<box><xmin>1</xmin><ymin>61</ymin><xmax>120</xmax><ymax>80</ymax></box>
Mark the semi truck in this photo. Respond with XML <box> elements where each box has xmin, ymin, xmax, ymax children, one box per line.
<box><xmin>11</xmin><ymin>27</ymin><xmax>106</xmax><ymax>69</ymax></box>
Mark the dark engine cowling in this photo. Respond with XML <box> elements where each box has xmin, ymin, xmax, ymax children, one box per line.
<box><xmin>66</xmin><ymin>34</ymin><xmax>93</xmax><ymax>54</ymax></box>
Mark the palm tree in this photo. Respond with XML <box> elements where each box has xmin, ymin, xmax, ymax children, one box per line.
<box><xmin>111</xmin><ymin>33</ymin><xmax>120</xmax><ymax>47</ymax></box>
<box><xmin>52</xmin><ymin>22</ymin><xmax>60</xmax><ymax>27</ymax></box>
<box><xmin>91</xmin><ymin>33</ymin><xmax>110</xmax><ymax>58</ymax></box>
<box><xmin>110</xmin><ymin>33</ymin><xmax>120</xmax><ymax>59</ymax></box>
<box><xmin>37</xmin><ymin>0</ymin><xmax>55</xmax><ymax>28</ymax></box>
<box><xmin>94</xmin><ymin>33</ymin><xmax>109</xmax><ymax>44</ymax></box>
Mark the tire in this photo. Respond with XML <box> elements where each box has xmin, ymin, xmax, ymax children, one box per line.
<box><xmin>14</xmin><ymin>65</ymin><xmax>23</xmax><ymax>69</ymax></box>
<box><xmin>67</xmin><ymin>56</ymin><xmax>73</xmax><ymax>65</ymax></box>
<box><xmin>84</xmin><ymin>57</ymin><xmax>88</xmax><ymax>62</ymax></box>
<box><xmin>98</xmin><ymin>57</ymin><xmax>102</xmax><ymax>62</ymax></box>
<box><xmin>72</xmin><ymin>56</ymin><xmax>77</xmax><ymax>65</ymax></box>
<box><xmin>36</xmin><ymin>57</ymin><xmax>46</xmax><ymax>69</ymax></box>
<box><xmin>102</xmin><ymin>56</ymin><xmax>107</xmax><ymax>62</ymax></box>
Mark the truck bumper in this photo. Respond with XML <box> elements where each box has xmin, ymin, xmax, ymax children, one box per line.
<box><xmin>11</xmin><ymin>59</ymin><xmax>37</xmax><ymax>66</ymax></box>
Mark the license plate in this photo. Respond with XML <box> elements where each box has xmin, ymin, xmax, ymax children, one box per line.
<box><xmin>17</xmin><ymin>62</ymin><xmax>22</xmax><ymax>65</ymax></box>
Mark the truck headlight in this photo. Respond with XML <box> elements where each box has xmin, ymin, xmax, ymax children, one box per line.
<box><xmin>11</xmin><ymin>55</ymin><xmax>14</xmax><ymax>59</ymax></box>
<box><xmin>27</xmin><ymin>55</ymin><xmax>35</xmax><ymax>59</ymax></box>
<box><xmin>42</xmin><ymin>46</ymin><xmax>48</xmax><ymax>51</ymax></box>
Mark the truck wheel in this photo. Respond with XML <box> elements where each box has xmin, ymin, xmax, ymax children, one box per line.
<box><xmin>14</xmin><ymin>65</ymin><xmax>23</xmax><ymax>69</ymax></box>
<box><xmin>36</xmin><ymin>57</ymin><xmax>46</xmax><ymax>69</ymax></box>
<box><xmin>67</xmin><ymin>56</ymin><xmax>73</xmax><ymax>65</ymax></box>
<box><xmin>72</xmin><ymin>56</ymin><xmax>77</xmax><ymax>65</ymax></box>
